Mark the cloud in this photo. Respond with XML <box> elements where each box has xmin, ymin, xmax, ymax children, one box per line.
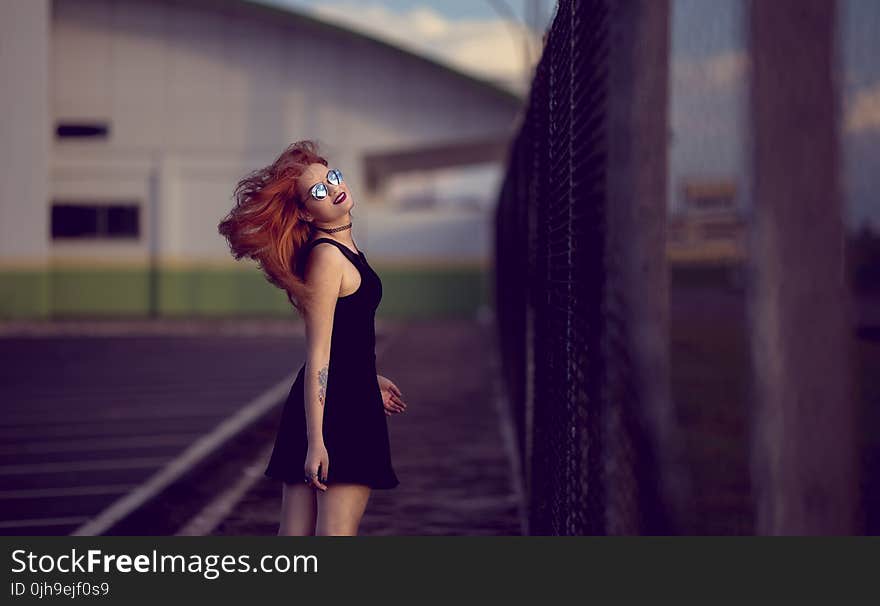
<box><xmin>672</xmin><ymin>50</ymin><xmax>880</xmax><ymax>136</ymax></box>
<box><xmin>670</xmin><ymin>50</ymin><xmax>747</xmax><ymax>143</ymax></box>
<box><xmin>668</xmin><ymin>49</ymin><xmax>747</xmax><ymax>208</ymax></box>
<box><xmin>305</xmin><ymin>2</ymin><xmax>535</xmax><ymax>92</ymax></box>
<box><xmin>673</xmin><ymin>50</ymin><xmax>748</xmax><ymax>93</ymax></box>
<box><xmin>846</xmin><ymin>83</ymin><xmax>880</xmax><ymax>133</ymax></box>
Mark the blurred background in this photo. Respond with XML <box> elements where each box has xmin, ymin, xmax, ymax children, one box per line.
<box><xmin>0</xmin><ymin>0</ymin><xmax>877</xmax><ymax>535</ymax></box>
<box><xmin>1</xmin><ymin>0</ymin><xmax>555</xmax><ymax>319</ymax></box>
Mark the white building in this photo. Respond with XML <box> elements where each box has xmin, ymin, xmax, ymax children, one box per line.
<box><xmin>0</xmin><ymin>0</ymin><xmax>524</xmax><ymax>318</ymax></box>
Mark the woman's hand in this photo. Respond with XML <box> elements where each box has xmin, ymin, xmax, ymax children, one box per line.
<box><xmin>304</xmin><ymin>442</ymin><xmax>329</xmax><ymax>491</ymax></box>
<box><xmin>377</xmin><ymin>374</ymin><xmax>407</xmax><ymax>416</ymax></box>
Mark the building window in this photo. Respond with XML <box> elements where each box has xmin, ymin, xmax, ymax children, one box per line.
<box><xmin>51</xmin><ymin>202</ymin><xmax>140</xmax><ymax>240</ymax></box>
<box><xmin>55</xmin><ymin>122</ymin><xmax>110</xmax><ymax>139</ymax></box>
<box><xmin>701</xmin><ymin>222</ymin><xmax>739</xmax><ymax>241</ymax></box>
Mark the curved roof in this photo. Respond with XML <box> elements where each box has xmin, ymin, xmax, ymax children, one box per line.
<box><xmin>224</xmin><ymin>0</ymin><xmax>525</xmax><ymax>107</ymax></box>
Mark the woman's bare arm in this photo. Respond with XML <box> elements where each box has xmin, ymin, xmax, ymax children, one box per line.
<box><xmin>302</xmin><ymin>243</ymin><xmax>345</xmax><ymax>446</ymax></box>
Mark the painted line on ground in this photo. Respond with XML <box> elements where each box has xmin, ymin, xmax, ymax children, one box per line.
<box><xmin>175</xmin><ymin>444</ymin><xmax>274</xmax><ymax>536</ymax></box>
<box><xmin>0</xmin><ymin>407</ymin><xmax>240</xmax><ymax>426</ymax></box>
<box><xmin>0</xmin><ymin>516</ymin><xmax>91</xmax><ymax>530</ymax></box>
<box><xmin>484</xmin><ymin>308</ymin><xmax>529</xmax><ymax>536</ymax></box>
<box><xmin>0</xmin><ymin>457</ymin><xmax>171</xmax><ymax>475</ymax></box>
<box><xmin>70</xmin><ymin>375</ymin><xmax>296</xmax><ymax>536</ymax></box>
<box><xmin>0</xmin><ymin>484</ymin><xmax>138</xmax><ymax>500</ymax></box>
<box><xmin>0</xmin><ymin>434</ymin><xmax>200</xmax><ymax>456</ymax></box>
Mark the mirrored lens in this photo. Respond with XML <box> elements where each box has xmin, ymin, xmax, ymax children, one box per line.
<box><xmin>311</xmin><ymin>183</ymin><xmax>328</xmax><ymax>199</ymax></box>
<box><xmin>328</xmin><ymin>169</ymin><xmax>342</xmax><ymax>186</ymax></box>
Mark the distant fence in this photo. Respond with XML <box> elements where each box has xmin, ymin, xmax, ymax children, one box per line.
<box><xmin>493</xmin><ymin>0</ymin><xmax>859</xmax><ymax>535</ymax></box>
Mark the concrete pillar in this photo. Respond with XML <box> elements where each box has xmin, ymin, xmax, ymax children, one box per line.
<box><xmin>605</xmin><ymin>0</ymin><xmax>692</xmax><ymax>534</ymax></box>
<box><xmin>747</xmin><ymin>0</ymin><xmax>860</xmax><ymax>534</ymax></box>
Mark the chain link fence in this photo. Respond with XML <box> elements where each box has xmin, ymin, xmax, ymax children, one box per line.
<box><xmin>494</xmin><ymin>0</ymin><xmax>653</xmax><ymax>535</ymax></box>
<box><xmin>495</xmin><ymin>0</ymin><xmax>861</xmax><ymax>535</ymax></box>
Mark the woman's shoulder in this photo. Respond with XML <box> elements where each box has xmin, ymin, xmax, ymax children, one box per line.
<box><xmin>305</xmin><ymin>238</ymin><xmax>339</xmax><ymax>256</ymax></box>
<box><xmin>307</xmin><ymin>238</ymin><xmax>345</xmax><ymax>256</ymax></box>
<box><xmin>303</xmin><ymin>239</ymin><xmax>350</xmax><ymax>273</ymax></box>
<box><xmin>298</xmin><ymin>238</ymin><xmax>339</xmax><ymax>274</ymax></box>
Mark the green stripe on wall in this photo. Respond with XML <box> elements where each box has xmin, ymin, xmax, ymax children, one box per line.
<box><xmin>0</xmin><ymin>265</ymin><xmax>491</xmax><ymax>319</ymax></box>
<box><xmin>0</xmin><ymin>270</ymin><xmax>50</xmax><ymax>319</ymax></box>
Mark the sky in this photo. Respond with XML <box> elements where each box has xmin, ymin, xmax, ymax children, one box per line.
<box><xmin>252</xmin><ymin>0</ymin><xmax>880</xmax><ymax>229</ymax></box>
<box><xmin>251</xmin><ymin>0</ymin><xmax>556</xmax><ymax>93</ymax></box>
<box><xmin>670</xmin><ymin>0</ymin><xmax>880</xmax><ymax>228</ymax></box>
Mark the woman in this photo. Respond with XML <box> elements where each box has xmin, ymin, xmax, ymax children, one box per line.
<box><xmin>218</xmin><ymin>140</ymin><xmax>408</xmax><ymax>536</ymax></box>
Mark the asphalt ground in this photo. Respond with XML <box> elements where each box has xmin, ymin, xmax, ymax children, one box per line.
<box><xmin>2</xmin><ymin>290</ymin><xmax>876</xmax><ymax>535</ymax></box>
<box><xmin>0</xmin><ymin>316</ymin><xmax>522</xmax><ymax>536</ymax></box>
<box><xmin>212</xmin><ymin>317</ymin><xmax>523</xmax><ymax>536</ymax></box>
<box><xmin>0</xmin><ymin>318</ymin><xmax>390</xmax><ymax>534</ymax></box>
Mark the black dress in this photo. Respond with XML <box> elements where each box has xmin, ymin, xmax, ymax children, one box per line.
<box><xmin>263</xmin><ymin>237</ymin><xmax>400</xmax><ymax>489</ymax></box>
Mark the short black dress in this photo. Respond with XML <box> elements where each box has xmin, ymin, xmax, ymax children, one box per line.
<box><xmin>264</xmin><ymin>237</ymin><xmax>400</xmax><ymax>489</ymax></box>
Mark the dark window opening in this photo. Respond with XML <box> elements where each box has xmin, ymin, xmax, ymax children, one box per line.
<box><xmin>51</xmin><ymin>202</ymin><xmax>140</xmax><ymax>239</ymax></box>
<box><xmin>55</xmin><ymin>122</ymin><xmax>110</xmax><ymax>139</ymax></box>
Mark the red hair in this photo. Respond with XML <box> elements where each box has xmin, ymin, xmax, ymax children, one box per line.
<box><xmin>218</xmin><ymin>140</ymin><xmax>328</xmax><ymax>317</ymax></box>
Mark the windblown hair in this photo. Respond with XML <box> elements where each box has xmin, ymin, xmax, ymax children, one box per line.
<box><xmin>218</xmin><ymin>140</ymin><xmax>328</xmax><ymax>317</ymax></box>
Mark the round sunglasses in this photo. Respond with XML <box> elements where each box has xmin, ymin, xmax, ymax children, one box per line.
<box><xmin>308</xmin><ymin>168</ymin><xmax>344</xmax><ymax>201</ymax></box>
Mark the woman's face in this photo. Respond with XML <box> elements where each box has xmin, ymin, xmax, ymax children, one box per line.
<box><xmin>297</xmin><ymin>162</ymin><xmax>353</xmax><ymax>225</ymax></box>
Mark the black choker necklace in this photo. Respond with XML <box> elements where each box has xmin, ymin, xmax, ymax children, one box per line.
<box><xmin>313</xmin><ymin>222</ymin><xmax>352</xmax><ymax>234</ymax></box>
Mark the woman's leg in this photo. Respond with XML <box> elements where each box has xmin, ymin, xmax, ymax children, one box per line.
<box><xmin>315</xmin><ymin>483</ymin><xmax>372</xmax><ymax>536</ymax></box>
<box><xmin>278</xmin><ymin>481</ymin><xmax>318</xmax><ymax>535</ymax></box>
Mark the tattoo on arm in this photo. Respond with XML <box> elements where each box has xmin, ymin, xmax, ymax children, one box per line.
<box><xmin>317</xmin><ymin>365</ymin><xmax>328</xmax><ymax>407</ymax></box>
